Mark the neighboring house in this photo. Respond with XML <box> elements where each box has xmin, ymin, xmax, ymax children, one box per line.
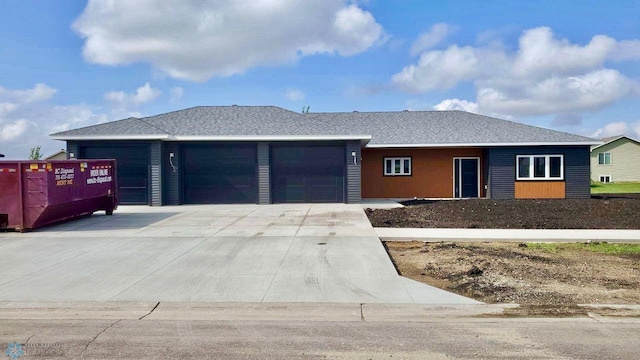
<box><xmin>44</xmin><ymin>149</ymin><xmax>67</xmax><ymax>160</ymax></box>
<box><xmin>590</xmin><ymin>135</ymin><xmax>640</xmax><ymax>183</ymax></box>
<box><xmin>50</xmin><ymin>106</ymin><xmax>598</xmax><ymax>205</ymax></box>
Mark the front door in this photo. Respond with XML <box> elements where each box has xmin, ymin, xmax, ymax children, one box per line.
<box><xmin>454</xmin><ymin>158</ymin><xmax>480</xmax><ymax>198</ymax></box>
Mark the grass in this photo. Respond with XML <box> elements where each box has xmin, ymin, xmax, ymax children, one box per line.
<box><xmin>525</xmin><ymin>242</ymin><xmax>640</xmax><ymax>255</ymax></box>
<box><xmin>591</xmin><ymin>182</ymin><xmax>640</xmax><ymax>194</ymax></box>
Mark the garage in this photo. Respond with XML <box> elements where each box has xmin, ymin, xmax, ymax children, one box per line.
<box><xmin>81</xmin><ymin>145</ymin><xmax>150</xmax><ymax>205</ymax></box>
<box><xmin>182</xmin><ymin>144</ymin><xmax>257</xmax><ymax>204</ymax></box>
<box><xmin>271</xmin><ymin>145</ymin><xmax>345</xmax><ymax>203</ymax></box>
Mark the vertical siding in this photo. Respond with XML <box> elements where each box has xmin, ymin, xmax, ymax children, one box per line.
<box><xmin>257</xmin><ymin>142</ymin><xmax>270</xmax><ymax>204</ymax></box>
<box><xmin>361</xmin><ymin>147</ymin><xmax>484</xmax><ymax>198</ymax></box>
<box><xmin>163</xmin><ymin>142</ymin><xmax>181</xmax><ymax>205</ymax></box>
<box><xmin>488</xmin><ymin>146</ymin><xmax>591</xmax><ymax>199</ymax></box>
<box><xmin>590</xmin><ymin>138</ymin><xmax>640</xmax><ymax>182</ymax></box>
<box><xmin>346</xmin><ymin>141</ymin><xmax>361</xmax><ymax>203</ymax></box>
<box><xmin>66</xmin><ymin>142</ymin><xmax>78</xmax><ymax>159</ymax></box>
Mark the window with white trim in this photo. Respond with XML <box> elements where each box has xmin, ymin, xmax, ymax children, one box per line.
<box><xmin>598</xmin><ymin>152</ymin><xmax>611</xmax><ymax>165</ymax></box>
<box><xmin>384</xmin><ymin>157</ymin><xmax>411</xmax><ymax>176</ymax></box>
<box><xmin>516</xmin><ymin>155</ymin><xmax>563</xmax><ymax>180</ymax></box>
<box><xmin>599</xmin><ymin>175</ymin><xmax>611</xmax><ymax>183</ymax></box>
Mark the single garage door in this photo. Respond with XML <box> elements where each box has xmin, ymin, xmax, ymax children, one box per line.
<box><xmin>271</xmin><ymin>145</ymin><xmax>345</xmax><ymax>203</ymax></box>
<box><xmin>81</xmin><ymin>145</ymin><xmax>150</xmax><ymax>205</ymax></box>
<box><xmin>182</xmin><ymin>144</ymin><xmax>257</xmax><ymax>204</ymax></box>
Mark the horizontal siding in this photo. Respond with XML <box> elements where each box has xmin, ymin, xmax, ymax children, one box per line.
<box><xmin>590</xmin><ymin>139</ymin><xmax>640</xmax><ymax>182</ymax></box>
<box><xmin>164</xmin><ymin>143</ymin><xmax>180</xmax><ymax>205</ymax></box>
<box><xmin>489</xmin><ymin>146</ymin><xmax>590</xmax><ymax>199</ymax></box>
<box><xmin>257</xmin><ymin>142</ymin><xmax>270</xmax><ymax>204</ymax></box>
<box><xmin>150</xmin><ymin>142</ymin><xmax>162</xmax><ymax>206</ymax></box>
<box><xmin>346</xmin><ymin>141</ymin><xmax>361</xmax><ymax>203</ymax></box>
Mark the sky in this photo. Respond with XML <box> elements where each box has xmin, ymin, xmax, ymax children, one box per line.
<box><xmin>1</xmin><ymin>0</ymin><xmax>640</xmax><ymax>159</ymax></box>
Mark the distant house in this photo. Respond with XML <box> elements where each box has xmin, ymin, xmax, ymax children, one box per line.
<box><xmin>0</xmin><ymin>153</ymin><xmax>4</xmax><ymax>158</ymax></box>
<box><xmin>50</xmin><ymin>106</ymin><xmax>599</xmax><ymax>205</ymax></box>
<box><xmin>44</xmin><ymin>149</ymin><xmax>67</xmax><ymax>161</ymax></box>
<box><xmin>590</xmin><ymin>135</ymin><xmax>640</xmax><ymax>183</ymax></box>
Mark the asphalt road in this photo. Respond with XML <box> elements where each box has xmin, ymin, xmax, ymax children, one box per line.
<box><xmin>2</xmin><ymin>317</ymin><xmax>639</xmax><ymax>359</ymax></box>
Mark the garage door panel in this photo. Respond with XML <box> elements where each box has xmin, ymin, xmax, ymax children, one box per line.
<box><xmin>182</xmin><ymin>145</ymin><xmax>257</xmax><ymax>204</ymax></box>
<box><xmin>81</xmin><ymin>145</ymin><xmax>149</xmax><ymax>205</ymax></box>
<box><xmin>271</xmin><ymin>146</ymin><xmax>345</xmax><ymax>203</ymax></box>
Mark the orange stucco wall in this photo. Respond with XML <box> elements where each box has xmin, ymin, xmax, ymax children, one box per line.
<box><xmin>361</xmin><ymin>148</ymin><xmax>485</xmax><ymax>198</ymax></box>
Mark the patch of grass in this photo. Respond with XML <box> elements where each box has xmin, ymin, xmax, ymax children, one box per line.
<box><xmin>525</xmin><ymin>242</ymin><xmax>640</xmax><ymax>255</ymax></box>
<box><xmin>591</xmin><ymin>182</ymin><xmax>640</xmax><ymax>194</ymax></box>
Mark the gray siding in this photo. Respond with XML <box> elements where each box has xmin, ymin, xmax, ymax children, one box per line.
<box><xmin>488</xmin><ymin>146</ymin><xmax>591</xmax><ymax>199</ymax></box>
<box><xmin>346</xmin><ymin>141</ymin><xmax>362</xmax><ymax>203</ymax></box>
<box><xmin>257</xmin><ymin>142</ymin><xmax>270</xmax><ymax>204</ymax></box>
<box><xmin>163</xmin><ymin>143</ymin><xmax>181</xmax><ymax>205</ymax></box>
<box><xmin>66</xmin><ymin>142</ymin><xmax>79</xmax><ymax>159</ymax></box>
<box><xmin>150</xmin><ymin>142</ymin><xmax>162</xmax><ymax>206</ymax></box>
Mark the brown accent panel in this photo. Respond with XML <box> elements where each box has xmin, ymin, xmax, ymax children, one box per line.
<box><xmin>515</xmin><ymin>181</ymin><xmax>565</xmax><ymax>199</ymax></box>
<box><xmin>361</xmin><ymin>148</ymin><xmax>484</xmax><ymax>198</ymax></box>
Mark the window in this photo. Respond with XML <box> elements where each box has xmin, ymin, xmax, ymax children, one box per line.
<box><xmin>599</xmin><ymin>175</ymin><xmax>611</xmax><ymax>183</ymax></box>
<box><xmin>598</xmin><ymin>152</ymin><xmax>611</xmax><ymax>165</ymax></box>
<box><xmin>384</xmin><ymin>157</ymin><xmax>411</xmax><ymax>176</ymax></box>
<box><xmin>516</xmin><ymin>155</ymin><xmax>563</xmax><ymax>180</ymax></box>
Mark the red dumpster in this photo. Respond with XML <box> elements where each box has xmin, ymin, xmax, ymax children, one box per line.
<box><xmin>0</xmin><ymin>160</ymin><xmax>118</xmax><ymax>231</ymax></box>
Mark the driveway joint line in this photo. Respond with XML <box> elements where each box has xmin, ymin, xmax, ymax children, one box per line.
<box><xmin>259</xmin><ymin>206</ymin><xmax>311</xmax><ymax>302</ymax></box>
<box><xmin>107</xmin><ymin>237</ymin><xmax>210</xmax><ymax>300</ymax></box>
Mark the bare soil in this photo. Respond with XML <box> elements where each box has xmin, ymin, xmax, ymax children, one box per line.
<box><xmin>366</xmin><ymin>194</ymin><xmax>640</xmax><ymax>229</ymax></box>
<box><xmin>386</xmin><ymin>241</ymin><xmax>640</xmax><ymax>315</ymax></box>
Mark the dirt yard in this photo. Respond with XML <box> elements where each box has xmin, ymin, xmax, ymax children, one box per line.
<box><xmin>386</xmin><ymin>241</ymin><xmax>640</xmax><ymax>315</ymax></box>
<box><xmin>366</xmin><ymin>194</ymin><xmax>640</xmax><ymax>229</ymax></box>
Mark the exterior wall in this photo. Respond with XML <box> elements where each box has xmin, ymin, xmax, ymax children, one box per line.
<box><xmin>515</xmin><ymin>182</ymin><xmax>565</xmax><ymax>199</ymax></box>
<box><xmin>66</xmin><ymin>142</ymin><xmax>79</xmax><ymax>159</ymax></box>
<box><xmin>590</xmin><ymin>138</ymin><xmax>640</xmax><ymax>182</ymax></box>
<box><xmin>163</xmin><ymin>142</ymin><xmax>181</xmax><ymax>205</ymax></box>
<box><xmin>361</xmin><ymin>148</ymin><xmax>485</xmax><ymax>199</ymax></box>
<box><xmin>489</xmin><ymin>146</ymin><xmax>591</xmax><ymax>199</ymax></box>
<box><xmin>257</xmin><ymin>142</ymin><xmax>270</xmax><ymax>204</ymax></box>
<box><xmin>346</xmin><ymin>141</ymin><xmax>362</xmax><ymax>203</ymax></box>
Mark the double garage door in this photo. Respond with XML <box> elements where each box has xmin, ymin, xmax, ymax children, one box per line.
<box><xmin>81</xmin><ymin>144</ymin><xmax>346</xmax><ymax>204</ymax></box>
<box><xmin>183</xmin><ymin>144</ymin><xmax>345</xmax><ymax>204</ymax></box>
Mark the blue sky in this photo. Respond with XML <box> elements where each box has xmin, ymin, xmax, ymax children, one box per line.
<box><xmin>1</xmin><ymin>0</ymin><xmax>639</xmax><ymax>159</ymax></box>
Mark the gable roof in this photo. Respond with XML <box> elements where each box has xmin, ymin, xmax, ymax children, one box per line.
<box><xmin>50</xmin><ymin>105</ymin><xmax>599</xmax><ymax>147</ymax></box>
<box><xmin>591</xmin><ymin>134</ymin><xmax>640</xmax><ymax>150</ymax></box>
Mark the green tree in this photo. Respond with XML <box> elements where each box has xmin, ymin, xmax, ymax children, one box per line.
<box><xmin>29</xmin><ymin>146</ymin><xmax>42</xmax><ymax>160</ymax></box>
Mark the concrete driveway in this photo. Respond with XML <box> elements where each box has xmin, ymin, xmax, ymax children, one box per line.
<box><xmin>0</xmin><ymin>204</ymin><xmax>477</xmax><ymax>304</ymax></box>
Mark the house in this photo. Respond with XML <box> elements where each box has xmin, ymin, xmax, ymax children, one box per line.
<box><xmin>590</xmin><ymin>135</ymin><xmax>640</xmax><ymax>183</ymax></box>
<box><xmin>50</xmin><ymin>106</ymin><xmax>599</xmax><ymax>205</ymax></box>
<box><xmin>44</xmin><ymin>149</ymin><xmax>67</xmax><ymax>161</ymax></box>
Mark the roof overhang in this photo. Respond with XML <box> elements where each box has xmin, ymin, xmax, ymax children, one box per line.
<box><xmin>50</xmin><ymin>134</ymin><xmax>171</xmax><ymax>141</ymax></box>
<box><xmin>50</xmin><ymin>134</ymin><xmax>372</xmax><ymax>145</ymax></box>
<box><xmin>591</xmin><ymin>135</ymin><xmax>640</xmax><ymax>150</ymax></box>
<box><xmin>365</xmin><ymin>141</ymin><xmax>602</xmax><ymax>148</ymax></box>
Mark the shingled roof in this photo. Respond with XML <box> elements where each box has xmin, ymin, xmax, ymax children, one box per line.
<box><xmin>51</xmin><ymin>105</ymin><xmax>598</xmax><ymax>146</ymax></box>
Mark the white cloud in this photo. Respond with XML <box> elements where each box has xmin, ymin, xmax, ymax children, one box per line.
<box><xmin>104</xmin><ymin>83</ymin><xmax>161</xmax><ymax>108</ymax></box>
<box><xmin>73</xmin><ymin>0</ymin><xmax>385</xmax><ymax>82</ymax></box>
<box><xmin>0</xmin><ymin>83</ymin><xmax>57</xmax><ymax>104</ymax></box>
<box><xmin>591</xmin><ymin>121</ymin><xmax>630</xmax><ymax>139</ymax></box>
<box><xmin>1</xmin><ymin>119</ymin><xmax>28</xmax><ymax>141</ymax></box>
<box><xmin>633</xmin><ymin>122</ymin><xmax>640</xmax><ymax>139</ymax></box>
<box><xmin>170</xmin><ymin>87</ymin><xmax>184</xmax><ymax>103</ymax></box>
<box><xmin>285</xmin><ymin>88</ymin><xmax>305</xmax><ymax>101</ymax></box>
<box><xmin>0</xmin><ymin>83</ymin><xmax>142</xmax><ymax>159</ymax></box>
<box><xmin>410</xmin><ymin>23</ymin><xmax>454</xmax><ymax>56</ymax></box>
<box><xmin>392</xmin><ymin>45</ymin><xmax>478</xmax><ymax>92</ymax></box>
<box><xmin>433</xmin><ymin>98</ymin><xmax>478</xmax><ymax>113</ymax></box>
<box><xmin>393</xmin><ymin>27</ymin><xmax>640</xmax><ymax>118</ymax></box>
